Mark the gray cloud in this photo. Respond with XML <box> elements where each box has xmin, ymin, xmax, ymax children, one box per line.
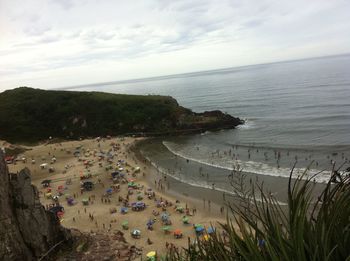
<box><xmin>0</xmin><ymin>0</ymin><xmax>349</xmax><ymax>89</ymax></box>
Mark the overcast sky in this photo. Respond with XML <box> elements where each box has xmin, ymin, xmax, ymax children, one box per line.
<box><xmin>1</xmin><ymin>0</ymin><xmax>349</xmax><ymax>91</ymax></box>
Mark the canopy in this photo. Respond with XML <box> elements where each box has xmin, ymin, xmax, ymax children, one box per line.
<box><xmin>146</xmin><ymin>251</ymin><xmax>156</xmax><ymax>258</ymax></box>
<box><xmin>122</xmin><ymin>220</ymin><xmax>129</xmax><ymax>226</ymax></box>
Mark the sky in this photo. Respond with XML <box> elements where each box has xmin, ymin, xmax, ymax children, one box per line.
<box><xmin>1</xmin><ymin>0</ymin><xmax>350</xmax><ymax>91</ymax></box>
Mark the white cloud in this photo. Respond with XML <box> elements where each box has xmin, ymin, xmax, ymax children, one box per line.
<box><xmin>0</xmin><ymin>0</ymin><xmax>349</xmax><ymax>90</ymax></box>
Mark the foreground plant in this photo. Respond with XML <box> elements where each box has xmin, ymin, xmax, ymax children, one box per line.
<box><xmin>165</xmin><ymin>165</ymin><xmax>350</xmax><ymax>261</ymax></box>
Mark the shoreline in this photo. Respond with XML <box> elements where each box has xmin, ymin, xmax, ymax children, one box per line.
<box><xmin>128</xmin><ymin>140</ymin><xmax>229</xmax><ymax>219</ymax></box>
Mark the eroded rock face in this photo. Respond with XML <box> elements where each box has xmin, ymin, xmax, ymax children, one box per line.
<box><xmin>0</xmin><ymin>152</ymin><xmax>71</xmax><ymax>261</ymax></box>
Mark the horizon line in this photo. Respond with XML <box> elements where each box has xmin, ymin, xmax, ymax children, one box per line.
<box><xmin>50</xmin><ymin>52</ymin><xmax>350</xmax><ymax>91</ymax></box>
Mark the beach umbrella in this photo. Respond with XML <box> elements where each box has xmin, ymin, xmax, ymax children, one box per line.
<box><xmin>146</xmin><ymin>251</ymin><xmax>156</xmax><ymax>261</ymax></box>
<box><xmin>161</xmin><ymin>213</ymin><xmax>169</xmax><ymax>221</ymax></box>
<box><xmin>122</xmin><ymin>220</ymin><xmax>129</xmax><ymax>229</ymax></box>
<box><xmin>162</xmin><ymin>226</ymin><xmax>172</xmax><ymax>232</ymax></box>
<box><xmin>176</xmin><ymin>206</ymin><xmax>184</xmax><ymax>212</ymax></box>
<box><xmin>203</xmin><ymin>234</ymin><xmax>210</xmax><ymax>241</ymax></box>
<box><xmin>106</xmin><ymin>188</ymin><xmax>113</xmax><ymax>194</ymax></box>
<box><xmin>41</xmin><ymin>179</ymin><xmax>51</xmax><ymax>184</ymax></box>
<box><xmin>131</xmin><ymin>229</ymin><xmax>141</xmax><ymax>236</ymax></box>
<box><xmin>182</xmin><ymin>216</ymin><xmax>189</xmax><ymax>223</ymax></box>
<box><xmin>146</xmin><ymin>251</ymin><xmax>156</xmax><ymax>257</ymax></box>
<box><xmin>82</xmin><ymin>198</ymin><xmax>89</xmax><ymax>205</ymax></box>
<box><xmin>195</xmin><ymin>226</ymin><xmax>205</xmax><ymax>233</ymax></box>
<box><xmin>174</xmin><ymin>229</ymin><xmax>182</xmax><ymax>236</ymax></box>
<box><xmin>121</xmin><ymin>207</ymin><xmax>128</xmax><ymax>214</ymax></box>
<box><xmin>207</xmin><ymin>227</ymin><xmax>215</xmax><ymax>234</ymax></box>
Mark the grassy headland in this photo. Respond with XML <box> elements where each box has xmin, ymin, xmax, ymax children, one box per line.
<box><xmin>0</xmin><ymin>87</ymin><xmax>243</xmax><ymax>143</ymax></box>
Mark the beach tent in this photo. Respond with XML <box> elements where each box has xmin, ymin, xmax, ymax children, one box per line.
<box><xmin>131</xmin><ymin>229</ymin><xmax>141</xmax><ymax>238</ymax></box>
<box><xmin>146</xmin><ymin>251</ymin><xmax>157</xmax><ymax>261</ymax></box>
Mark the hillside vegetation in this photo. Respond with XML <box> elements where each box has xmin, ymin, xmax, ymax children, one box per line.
<box><xmin>0</xmin><ymin>87</ymin><xmax>242</xmax><ymax>143</ymax></box>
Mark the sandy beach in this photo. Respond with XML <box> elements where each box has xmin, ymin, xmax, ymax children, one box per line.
<box><xmin>7</xmin><ymin>137</ymin><xmax>227</xmax><ymax>259</ymax></box>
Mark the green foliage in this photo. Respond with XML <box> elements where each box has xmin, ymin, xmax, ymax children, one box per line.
<box><xmin>166</xmin><ymin>166</ymin><xmax>350</xmax><ymax>261</ymax></box>
<box><xmin>0</xmin><ymin>87</ymin><xmax>181</xmax><ymax>142</ymax></box>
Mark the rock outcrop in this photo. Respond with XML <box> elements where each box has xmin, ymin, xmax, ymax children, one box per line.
<box><xmin>0</xmin><ymin>152</ymin><xmax>71</xmax><ymax>261</ymax></box>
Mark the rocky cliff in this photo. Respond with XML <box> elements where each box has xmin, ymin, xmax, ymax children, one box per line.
<box><xmin>0</xmin><ymin>152</ymin><xmax>71</xmax><ymax>261</ymax></box>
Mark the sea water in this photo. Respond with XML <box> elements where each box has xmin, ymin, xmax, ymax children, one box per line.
<box><xmin>64</xmin><ymin>54</ymin><xmax>350</xmax><ymax>202</ymax></box>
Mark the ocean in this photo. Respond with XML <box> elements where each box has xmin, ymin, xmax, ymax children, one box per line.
<box><xmin>64</xmin><ymin>54</ymin><xmax>350</xmax><ymax>203</ymax></box>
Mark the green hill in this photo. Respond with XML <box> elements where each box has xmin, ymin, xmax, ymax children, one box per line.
<box><xmin>0</xmin><ymin>87</ymin><xmax>243</xmax><ymax>143</ymax></box>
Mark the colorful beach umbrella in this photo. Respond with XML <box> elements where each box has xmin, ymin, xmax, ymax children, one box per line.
<box><xmin>195</xmin><ymin>226</ymin><xmax>205</xmax><ymax>233</ymax></box>
<box><xmin>162</xmin><ymin>226</ymin><xmax>172</xmax><ymax>231</ymax></box>
<box><xmin>174</xmin><ymin>229</ymin><xmax>182</xmax><ymax>236</ymax></box>
<box><xmin>146</xmin><ymin>251</ymin><xmax>156</xmax><ymax>258</ymax></box>
<box><xmin>182</xmin><ymin>216</ymin><xmax>189</xmax><ymax>223</ymax></box>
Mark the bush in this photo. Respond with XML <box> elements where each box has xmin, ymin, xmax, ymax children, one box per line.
<box><xmin>166</xmin><ymin>164</ymin><xmax>350</xmax><ymax>261</ymax></box>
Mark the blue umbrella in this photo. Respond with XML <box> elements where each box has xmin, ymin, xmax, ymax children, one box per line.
<box><xmin>195</xmin><ymin>226</ymin><xmax>205</xmax><ymax>232</ymax></box>
<box><xmin>207</xmin><ymin>227</ymin><xmax>215</xmax><ymax>234</ymax></box>
<box><xmin>106</xmin><ymin>188</ymin><xmax>113</xmax><ymax>193</ymax></box>
<box><xmin>161</xmin><ymin>213</ymin><xmax>169</xmax><ymax>221</ymax></box>
<box><xmin>121</xmin><ymin>207</ymin><xmax>128</xmax><ymax>213</ymax></box>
